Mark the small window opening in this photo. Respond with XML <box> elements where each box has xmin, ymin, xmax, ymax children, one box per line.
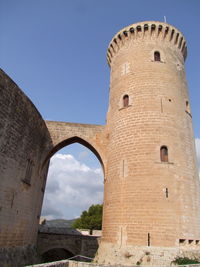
<box><xmin>175</xmin><ymin>33</ymin><xmax>179</xmax><ymax>45</ymax></box>
<box><xmin>196</xmin><ymin>240</ymin><xmax>199</xmax><ymax>245</ymax></box>
<box><xmin>189</xmin><ymin>240</ymin><xmax>194</xmax><ymax>244</ymax></box>
<box><xmin>165</xmin><ymin>188</ymin><xmax>168</xmax><ymax>198</ymax></box>
<box><xmin>151</xmin><ymin>24</ymin><xmax>156</xmax><ymax>31</ymax></box>
<box><xmin>158</xmin><ymin>25</ymin><xmax>162</xmax><ymax>34</ymax></box>
<box><xmin>123</xmin><ymin>31</ymin><xmax>128</xmax><ymax>37</ymax></box>
<box><xmin>137</xmin><ymin>25</ymin><xmax>142</xmax><ymax>32</ymax></box>
<box><xmin>179</xmin><ymin>239</ymin><xmax>186</xmax><ymax>245</ymax></box>
<box><xmin>181</xmin><ymin>43</ymin><xmax>186</xmax><ymax>53</ymax></box>
<box><xmin>123</xmin><ymin>95</ymin><xmax>129</xmax><ymax>108</ymax></box>
<box><xmin>186</xmin><ymin>101</ymin><xmax>190</xmax><ymax>113</ymax></box>
<box><xmin>148</xmin><ymin>233</ymin><xmax>150</xmax><ymax>246</ymax></box>
<box><xmin>169</xmin><ymin>99</ymin><xmax>171</xmax><ymax>102</ymax></box>
<box><xmin>179</xmin><ymin>37</ymin><xmax>183</xmax><ymax>49</ymax></box>
<box><xmin>160</xmin><ymin>146</ymin><xmax>168</xmax><ymax>162</ymax></box>
<box><xmin>144</xmin><ymin>24</ymin><xmax>148</xmax><ymax>31</ymax></box>
<box><xmin>108</xmin><ymin>48</ymin><xmax>112</xmax><ymax>57</ymax></box>
<box><xmin>170</xmin><ymin>29</ymin><xmax>175</xmax><ymax>41</ymax></box>
<box><xmin>130</xmin><ymin>27</ymin><xmax>134</xmax><ymax>33</ymax></box>
<box><xmin>163</xmin><ymin>27</ymin><xmax>169</xmax><ymax>39</ymax></box>
<box><xmin>154</xmin><ymin>51</ymin><xmax>161</xmax><ymax>61</ymax></box>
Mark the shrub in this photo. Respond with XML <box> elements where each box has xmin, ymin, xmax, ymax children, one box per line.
<box><xmin>172</xmin><ymin>257</ymin><xmax>200</xmax><ymax>265</ymax></box>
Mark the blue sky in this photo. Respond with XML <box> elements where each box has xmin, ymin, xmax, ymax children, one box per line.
<box><xmin>1</xmin><ymin>0</ymin><xmax>200</xmax><ymax>219</ymax></box>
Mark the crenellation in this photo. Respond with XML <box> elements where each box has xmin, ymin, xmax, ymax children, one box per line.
<box><xmin>107</xmin><ymin>22</ymin><xmax>187</xmax><ymax>66</ymax></box>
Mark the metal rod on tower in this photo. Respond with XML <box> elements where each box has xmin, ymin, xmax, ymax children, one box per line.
<box><xmin>164</xmin><ymin>16</ymin><xmax>167</xmax><ymax>23</ymax></box>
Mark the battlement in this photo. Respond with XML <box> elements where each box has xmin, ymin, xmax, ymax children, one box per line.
<box><xmin>107</xmin><ymin>21</ymin><xmax>187</xmax><ymax>66</ymax></box>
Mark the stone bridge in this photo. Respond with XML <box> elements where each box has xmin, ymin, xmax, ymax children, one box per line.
<box><xmin>37</xmin><ymin>229</ymin><xmax>100</xmax><ymax>263</ymax></box>
<box><xmin>44</xmin><ymin>120</ymin><xmax>108</xmax><ymax>172</ymax></box>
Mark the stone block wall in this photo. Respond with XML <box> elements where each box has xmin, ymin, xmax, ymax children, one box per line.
<box><xmin>0</xmin><ymin>69</ymin><xmax>53</xmax><ymax>266</ymax></box>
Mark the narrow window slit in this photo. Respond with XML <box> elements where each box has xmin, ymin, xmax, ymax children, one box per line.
<box><xmin>148</xmin><ymin>233</ymin><xmax>151</xmax><ymax>246</ymax></box>
<box><xmin>186</xmin><ymin>101</ymin><xmax>190</xmax><ymax>113</ymax></box>
<box><xmin>179</xmin><ymin>37</ymin><xmax>183</xmax><ymax>49</ymax></box>
<box><xmin>122</xmin><ymin>160</ymin><xmax>124</xmax><ymax>178</ymax></box>
<box><xmin>151</xmin><ymin>24</ymin><xmax>156</xmax><ymax>31</ymax></box>
<box><xmin>165</xmin><ymin>188</ymin><xmax>168</xmax><ymax>198</ymax></box>
<box><xmin>164</xmin><ymin>27</ymin><xmax>169</xmax><ymax>38</ymax></box>
<box><xmin>170</xmin><ymin>29</ymin><xmax>175</xmax><ymax>41</ymax></box>
<box><xmin>175</xmin><ymin>33</ymin><xmax>179</xmax><ymax>45</ymax></box>
<box><xmin>161</xmin><ymin>98</ymin><xmax>163</xmax><ymax>113</ymax></box>
<box><xmin>158</xmin><ymin>25</ymin><xmax>162</xmax><ymax>36</ymax></box>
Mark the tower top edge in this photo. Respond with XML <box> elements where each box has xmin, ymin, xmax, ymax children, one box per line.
<box><xmin>107</xmin><ymin>21</ymin><xmax>187</xmax><ymax>66</ymax></box>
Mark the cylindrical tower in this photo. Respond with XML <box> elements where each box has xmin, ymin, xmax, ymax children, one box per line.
<box><xmin>96</xmin><ymin>21</ymin><xmax>200</xmax><ymax>265</ymax></box>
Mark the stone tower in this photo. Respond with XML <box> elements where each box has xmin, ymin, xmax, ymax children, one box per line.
<box><xmin>96</xmin><ymin>21</ymin><xmax>200</xmax><ymax>265</ymax></box>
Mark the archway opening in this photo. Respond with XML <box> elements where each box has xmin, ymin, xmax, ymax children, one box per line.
<box><xmin>41</xmin><ymin>248</ymin><xmax>74</xmax><ymax>263</ymax></box>
<box><xmin>40</xmin><ymin>140</ymin><xmax>104</xmax><ymax>231</ymax></box>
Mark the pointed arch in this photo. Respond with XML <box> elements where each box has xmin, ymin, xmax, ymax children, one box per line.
<box><xmin>41</xmin><ymin>136</ymin><xmax>105</xmax><ymax>175</ymax></box>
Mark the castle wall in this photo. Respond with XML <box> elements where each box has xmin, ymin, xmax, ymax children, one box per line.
<box><xmin>0</xmin><ymin>69</ymin><xmax>53</xmax><ymax>266</ymax></box>
<box><xmin>0</xmin><ymin>70</ymin><xmax>107</xmax><ymax>267</ymax></box>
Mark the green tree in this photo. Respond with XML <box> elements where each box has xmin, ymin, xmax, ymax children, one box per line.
<box><xmin>72</xmin><ymin>204</ymin><xmax>103</xmax><ymax>230</ymax></box>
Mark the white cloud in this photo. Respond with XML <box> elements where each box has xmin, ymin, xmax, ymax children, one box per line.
<box><xmin>78</xmin><ymin>150</ymin><xmax>89</xmax><ymax>160</ymax></box>
<box><xmin>41</xmin><ymin>153</ymin><xmax>104</xmax><ymax>220</ymax></box>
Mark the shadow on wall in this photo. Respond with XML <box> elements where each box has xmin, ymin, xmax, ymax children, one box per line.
<box><xmin>41</xmin><ymin>248</ymin><xmax>74</xmax><ymax>263</ymax></box>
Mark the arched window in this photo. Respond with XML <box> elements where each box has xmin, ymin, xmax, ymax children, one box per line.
<box><xmin>160</xmin><ymin>146</ymin><xmax>168</xmax><ymax>162</ymax></box>
<box><xmin>123</xmin><ymin>95</ymin><xmax>129</xmax><ymax>107</ymax></box>
<box><xmin>154</xmin><ymin>51</ymin><xmax>161</xmax><ymax>61</ymax></box>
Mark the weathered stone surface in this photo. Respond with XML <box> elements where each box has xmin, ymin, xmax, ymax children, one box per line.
<box><xmin>0</xmin><ymin>245</ymin><xmax>39</xmax><ymax>267</ymax></box>
<box><xmin>0</xmin><ymin>68</ymin><xmax>53</xmax><ymax>266</ymax></box>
